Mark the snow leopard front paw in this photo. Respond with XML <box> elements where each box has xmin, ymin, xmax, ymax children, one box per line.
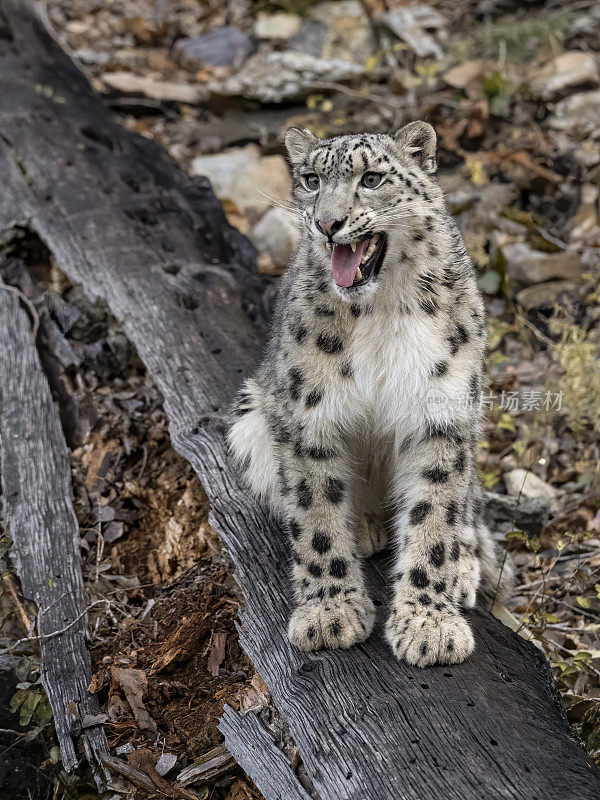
<box><xmin>356</xmin><ymin>515</ymin><xmax>388</xmax><ymax>557</ymax></box>
<box><xmin>385</xmin><ymin>600</ymin><xmax>474</xmax><ymax>667</ymax></box>
<box><xmin>289</xmin><ymin>593</ymin><xmax>375</xmax><ymax>651</ymax></box>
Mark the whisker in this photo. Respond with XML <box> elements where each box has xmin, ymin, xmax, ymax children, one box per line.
<box><xmin>375</xmin><ymin>211</ymin><xmax>413</xmax><ymax>218</ymax></box>
<box><xmin>255</xmin><ymin>188</ymin><xmax>302</xmax><ymax>214</ymax></box>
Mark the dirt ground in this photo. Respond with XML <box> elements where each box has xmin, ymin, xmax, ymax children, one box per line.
<box><xmin>1</xmin><ymin>231</ymin><xmax>265</xmax><ymax>799</ymax></box>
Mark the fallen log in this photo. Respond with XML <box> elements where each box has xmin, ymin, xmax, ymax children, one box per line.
<box><xmin>0</xmin><ymin>3</ymin><xmax>599</xmax><ymax>798</ymax></box>
<box><xmin>0</xmin><ymin>279</ymin><xmax>109</xmax><ymax>780</ymax></box>
<box><xmin>219</xmin><ymin>708</ymin><xmax>314</xmax><ymax>800</ymax></box>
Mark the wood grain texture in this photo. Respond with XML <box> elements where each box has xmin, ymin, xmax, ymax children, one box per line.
<box><xmin>219</xmin><ymin>706</ymin><xmax>316</xmax><ymax>800</ymax></box>
<box><xmin>0</xmin><ymin>3</ymin><xmax>599</xmax><ymax>797</ymax></box>
<box><xmin>0</xmin><ymin>281</ymin><xmax>109</xmax><ymax>776</ymax></box>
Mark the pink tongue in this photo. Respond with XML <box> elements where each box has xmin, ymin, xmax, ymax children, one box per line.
<box><xmin>331</xmin><ymin>241</ymin><xmax>367</xmax><ymax>288</ymax></box>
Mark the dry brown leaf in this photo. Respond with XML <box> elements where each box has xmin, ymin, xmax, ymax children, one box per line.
<box><xmin>111</xmin><ymin>667</ymin><xmax>157</xmax><ymax>735</ymax></box>
<box><xmin>207</xmin><ymin>631</ymin><xmax>227</xmax><ymax>677</ymax></box>
<box><xmin>82</xmin><ymin>437</ymin><xmax>119</xmax><ymax>495</ymax></box>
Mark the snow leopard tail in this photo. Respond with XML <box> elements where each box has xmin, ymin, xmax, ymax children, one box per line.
<box><xmin>477</xmin><ymin>523</ymin><xmax>515</xmax><ymax>607</ymax></box>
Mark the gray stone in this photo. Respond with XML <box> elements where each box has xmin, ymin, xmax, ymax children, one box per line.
<box><xmin>547</xmin><ymin>90</ymin><xmax>600</xmax><ymax>137</ymax></box>
<box><xmin>155</xmin><ymin>752</ymin><xmax>178</xmax><ymax>776</ymax></box>
<box><xmin>309</xmin><ymin>1</ymin><xmax>377</xmax><ymax>63</ymax></box>
<box><xmin>102</xmin><ymin>72</ymin><xmax>204</xmax><ymax>104</ymax></box>
<box><xmin>504</xmin><ymin>469</ymin><xmax>558</xmax><ymax>502</ymax></box>
<box><xmin>569</xmin><ymin>183</ymin><xmax>600</xmax><ymax>240</ymax></box>
<box><xmin>516</xmin><ymin>280</ymin><xmax>582</xmax><ymax>310</ymax></box>
<box><xmin>484</xmin><ymin>491</ymin><xmax>550</xmax><ymax>537</ymax></box>
<box><xmin>191</xmin><ymin>145</ymin><xmax>291</xmax><ymax>219</ymax></box>
<box><xmin>208</xmin><ymin>51</ymin><xmax>364</xmax><ymax>103</ymax></box>
<box><xmin>254</xmin><ymin>13</ymin><xmax>302</xmax><ymax>40</ymax></box>
<box><xmin>377</xmin><ymin>5</ymin><xmax>446</xmax><ymax>59</ymax></box>
<box><xmin>251</xmin><ymin>207</ymin><xmax>300</xmax><ymax>268</ymax></box>
<box><xmin>478</xmin><ymin>269</ymin><xmax>502</xmax><ymax>295</ymax></box>
<box><xmin>288</xmin><ymin>19</ymin><xmax>328</xmax><ymax>57</ymax></box>
<box><xmin>528</xmin><ymin>51</ymin><xmax>599</xmax><ymax>100</ymax></box>
<box><xmin>173</xmin><ymin>27</ymin><xmax>252</xmax><ymax>70</ymax></box>
<box><xmin>502</xmin><ymin>241</ymin><xmax>584</xmax><ymax>285</ymax></box>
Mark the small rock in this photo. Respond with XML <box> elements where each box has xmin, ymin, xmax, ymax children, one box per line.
<box><xmin>208</xmin><ymin>51</ymin><xmax>364</xmax><ymax>103</ymax></box>
<box><xmin>443</xmin><ymin>59</ymin><xmax>493</xmax><ymax>90</ymax></box>
<box><xmin>528</xmin><ymin>51</ymin><xmax>599</xmax><ymax>100</ymax></box>
<box><xmin>254</xmin><ymin>13</ymin><xmax>302</xmax><ymax>40</ymax></box>
<box><xmin>574</xmin><ymin>140</ymin><xmax>600</xmax><ymax>169</ymax></box>
<box><xmin>103</xmin><ymin>520</ymin><xmax>125</xmax><ymax>543</ymax></box>
<box><xmin>504</xmin><ymin>469</ymin><xmax>558</xmax><ymax>502</ymax></box>
<box><xmin>155</xmin><ymin>752</ymin><xmax>178</xmax><ymax>776</ymax></box>
<box><xmin>309</xmin><ymin>1</ymin><xmax>377</xmax><ymax>63</ymax></box>
<box><xmin>569</xmin><ymin>183</ymin><xmax>600</xmax><ymax>241</ymax></box>
<box><xmin>173</xmin><ymin>28</ymin><xmax>251</xmax><ymax>70</ymax></box>
<box><xmin>95</xmin><ymin>505</ymin><xmax>115</xmax><ymax>522</ymax></box>
<box><xmin>251</xmin><ymin>207</ymin><xmax>300</xmax><ymax>269</ymax></box>
<box><xmin>191</xmin><ymin>145</ymin><xmax>291</xmax><ymax>219</ymax></box>
<box><xmin>502</xmin><ymin>241</ymin><xmax>584</xmax><ymax>285</ymax></box>
<box><xmin>75</xmin><ymin>48</ymin><xmax>110</xmax><ymax>66</ymax></box>
<box><xmin>192</xmin><ymin>144</ymin><xmax>259</xmax><ymax>196</ymax></box>
<box><xmin>547</xmin><ymin>90</ymin><xmax>600</xmax><ymax>137</ymax></box>
<box><xmin>288</xmin><ymin>19</ymin><xmax>328</xmax><ymax>57</ymax></box>
<box><xmin>377</xmin><ymin>5</ymin><xmax>446</xmax><ymax>59</ymax></box>
<box><xmin>102</xmin><ymin>72</ymin><xmax>203</xmax><ymax>104</ymax></box>
<box><xmin>478</xmin><ymin>269</ymin><xmax>501</xmax><ymax>295</ymax></box>
<box><xmin>484</xmin><ymin>491</ymin><xmax>549</xmax><ymax>537</ymax></box>
<box><xmin>516</xmin><ymin>280</ymin><xmax>583</xmax><ymax>310</ymax></box>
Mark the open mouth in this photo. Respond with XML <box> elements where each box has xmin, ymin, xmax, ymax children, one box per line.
<box><xmin>327</xmin><ymin>233</ymin><xmax>387</xmax><ymax>289</ymax></box>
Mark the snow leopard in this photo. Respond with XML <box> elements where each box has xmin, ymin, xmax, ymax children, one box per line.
<box><xmin>228</xmin><ymin>121</ymin><xmax>513</xmax><ymax>667</ymax></box>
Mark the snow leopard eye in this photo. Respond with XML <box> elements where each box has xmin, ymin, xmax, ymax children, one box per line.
<box><xmin>361</xmin><ymin>172</ymin><xmax>383</xmax><ymax>189</ymax></box>
<box><xmin>302</xmin><ymin>173</ymin><xmax>320</xmax><ymax>191</ymax></box>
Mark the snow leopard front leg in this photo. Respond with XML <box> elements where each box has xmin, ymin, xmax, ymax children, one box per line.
<box><xmin>282</xmin><ymin>426</ymin><xmax>375</xmax><ymax>652</ymax></box>
<box><xmin>386</xmin><ymin>424</ymin><xmax>478</xmax><ymax>667</ymax></box>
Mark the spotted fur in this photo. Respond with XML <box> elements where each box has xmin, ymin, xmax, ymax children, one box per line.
<box><xmin>228</xmin><ymin>122</ymin><xmax>513</xmax><ymax>667</ymax></box>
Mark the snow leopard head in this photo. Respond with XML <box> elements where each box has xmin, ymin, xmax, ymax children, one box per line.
<box><xmin>285</xmin><ymin>122</ymin><xmax>445</xmax><ymax>302</ymax></box>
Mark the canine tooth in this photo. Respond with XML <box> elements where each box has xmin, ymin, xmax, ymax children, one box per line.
<box><xmin>350</xmin><ymin>242</ymin><xmax>357</xmax><ymax>253</ymax></box>
<box><xmin>355</xmin><ymin>267</ymin><xmax>363</xmax><ymax>281</ymax></box>
<box><xmin>323</xmin><ymin>242</ymin><xmax>327</xmax><ymax>251</ymax></box>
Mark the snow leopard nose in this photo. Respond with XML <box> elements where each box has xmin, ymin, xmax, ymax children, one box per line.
<box><xmin>315</xmin><ymin>216</ymin><xmax>347</xmax><ymax>237</ymax></box>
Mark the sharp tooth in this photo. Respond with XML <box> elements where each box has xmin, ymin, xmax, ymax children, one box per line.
<box><xmin>350</xmin><ymin>242</ymin><xmax>357</xmax><ymax>253</ymax></box>
<box><xmin>323</xmin><ymin>242</ymin><xmax>328</xmax><ymax>251</ymax></box>
<box><xmin>355</xmin><ymin>267</ymin><xmax>363</xmax><ymax>281</ymax></box>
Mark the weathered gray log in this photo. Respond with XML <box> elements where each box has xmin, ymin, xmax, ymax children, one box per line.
<box><xmin>0</xmin><ymin>280</ymin><xmax>109</xmax><ymax>778</ymax></box>
<box><xmin>219</xmin><ymin>707</ymin><xmax>314</xmax><ymax>800</ymax></box>
<box><xmin>0</xmin><ymin>3</ymin><xmax>599</xmax><ymax>798</ymax></box>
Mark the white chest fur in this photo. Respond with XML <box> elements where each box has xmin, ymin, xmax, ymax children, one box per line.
<box><xmin>343</xmin><ymin>310</ymin><xmax>442</xmax><ymax>440</ymax></box>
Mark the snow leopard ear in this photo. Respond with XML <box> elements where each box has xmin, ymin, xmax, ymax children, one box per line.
<box><xmin>393</xmin><ymin>121</ymin><xmax>437</xmax><ymax>174</ymax></box>
<box><xmin>284</xmin><ymin>127</ymin><xmax>318</xmax><ymax>166</ymax></box>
